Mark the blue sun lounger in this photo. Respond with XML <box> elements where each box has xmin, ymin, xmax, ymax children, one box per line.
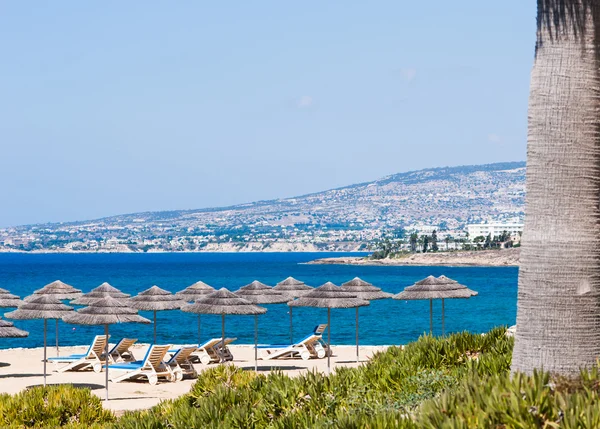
<box><xmin>48</xmin><ymin>335</ymin><xmax>110</xmax><ymax>373</ymax></box>
<box><xmin>107</xmin><ymin>344</ymin><xmax>171</xmax><ymax>385</ymax></box>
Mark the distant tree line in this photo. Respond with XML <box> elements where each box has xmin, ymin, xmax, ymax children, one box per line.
<box><xmin>370</xmin><ymin>229</ymin><xmax>519</xmax><ymax>260</ymax></box>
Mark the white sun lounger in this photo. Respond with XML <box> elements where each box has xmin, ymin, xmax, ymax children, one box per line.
<box><xmin>165</xmin><ymin>346</ymin><xmax>198</xmax><ymax>380</ymax></box>
<box><xmin>188</xmin><ymin>337</ymin><xmax>237</xmax><ymax>365</ymax></box>
<box><xmin>260</xmin><ymin>325</ymin><xmax>328</xmax><ymax>361</ymax></box>
<box><xmin>105</xmin><ymin>338</ymin><xmax>138</xmax><ymax>363</ymax></box>
<box><xmin>48</xmin><ymin>335</ymin><xmax>110</xmax><ymax>373</ymax></box>
<box><xmin>108</xmin><ymin>344</ymin><xmax>172</xmax><ymax>385</ymax></box>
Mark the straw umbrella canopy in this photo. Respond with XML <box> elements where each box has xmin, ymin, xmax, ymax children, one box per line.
<box><xmin>234</xmin><ymin>281</ymin><xmax>289</xmax><ymax>371</ymax></box>
<box><xmin>175</xmin><ymin>281</ymin><xmax>216</xmax><ymax>346</ymax></box>
<box><xmin>273</xmin><ymin>277</ymin><xmax>313</xmax><ymax>344</ymax></box>
<box><xmin>181</xmin><ymin>288</ymin><xmax>266</xmax><ymax>370</ymax></box>
<box><xmin>5</xmin><ymin>295</ymin><xmax>73</xmax><ymax>386</ymax></box>
<box><xmin>289</xmin><ymin>282</ymin><xmax>369</xmax><ymax>374</ymax></box>
<box><xmin>341</xmin><ymin>277</ymin><xmax>392</xmax><ymax>362</ymax></box>
<box><xmin>26</xmin><ymin>280</ymin><xmax>82</xmax><ymax>357</ymax></box>
<box><xmin>0</xmin><ymin>288</ymin><xmax>24</xmax><ymax>308</ymax></box>
<box><xmin>175</xmin><ymin>281</ymin><xmax>216</xmax><ymax>302</ymax></box>
<box><xmin>70</xmin><ymin>283</ymin><xmax>130</xmax><ymax>305</ymax></box>
<box><xmin>393</xmin><ymin>275</ymin><xmax>478</xmax><ymax>335</ymax></box>
<box><xmin>63</xmin><ymin>296</ymin><xmax>150</xmax><ymax>401</ymax></box>
<box><xmin>128</xmin><ymin>286</ymin><xmax>186</xmax><ymax>344</ymax></box>
<box><xmin>0</xmin><ymin>317</ymin><xmax>28</xmax><ymax>338</ymax></box>
<box><xmin>234</xmin><ymin>280</ymin><xmax>291</xmax><ymax>304</ymax></box>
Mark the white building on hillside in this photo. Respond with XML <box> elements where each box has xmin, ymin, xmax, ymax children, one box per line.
<box><xmin>467</xmin><ymin>222</ymin><xmax>523</xmax><ymax>238</ymax></box>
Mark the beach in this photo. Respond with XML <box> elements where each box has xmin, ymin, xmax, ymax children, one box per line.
<box><xmin>0</xmin><ymin>343</ymin><xmax>387</xmax><ymax>413</ymax></box>
<box><xmin>308</xmin><ymin>248</ymin><xmax>520</xmax><ymax>267</ymax></box>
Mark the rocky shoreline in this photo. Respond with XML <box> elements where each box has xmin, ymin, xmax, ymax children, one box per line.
<box><xmin>307</xmin><ymin>248</ymin><xmax>520</xmax><ymax>267</ymax></box>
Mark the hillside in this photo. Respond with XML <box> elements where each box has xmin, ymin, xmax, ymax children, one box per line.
<box><xmin>0</xmin><ymin>161</ymin><xmax>526</xmax><ymax>252</ymax></box>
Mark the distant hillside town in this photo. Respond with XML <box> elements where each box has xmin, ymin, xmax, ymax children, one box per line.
<box><xmin>0</xmin><ymin>162</ymin><xmax>525</xmax><ymax>253</ymax></box>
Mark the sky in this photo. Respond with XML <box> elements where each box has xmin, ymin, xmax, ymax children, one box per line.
<box><xmin>0</xmin><ymin>1</ymin><xmax>536</xmax><ymax>227</ymax></box>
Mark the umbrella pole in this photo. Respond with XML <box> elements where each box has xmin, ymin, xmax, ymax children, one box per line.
<box><xmin>153</xmin><ymin>310</ymin><xmax>157</xmax><ymax>345</ymax></box>
<box><xmin>197</xmin><ymin>315</ymin><xmax>201</xmax><ymax>346</ymax></box>
<box><xmin>43</xmin><ymin>319</ymin><xmax>47</xmax><ymax>388</ymax></box>
<box><xmin>442</xmin><ymin>299</ymin><xmax>445</xmax><ymax>336</ymax></box>
<box><xmin>56</xmin><ymin>319</ymin><xmax>59</xmax><ymax>357</ymax></box>
<box><xmin>105</xmin><ymin>324</ymin><xmax>109</xmax><ymax>401</ymax></box>
<box><xmin>221</xmin><ymin>314</ymin><xmax>225</xmax><ymax>364</ymax></box>
<box><xmin>327</xmin><ymin>308</ymin><xmax>331</xmax><ymax>375</ymax></box>
<box><xmin>254</xmin><ymin>314</ymin><xmax>258</xmax><ymax>372</ymax></box>
<box><xmin>355</xmin><ymin>307</ymin><xmax>359</xmax><ymax>363</ymax></box>
<box><xmin>429</xmin><ymin>299</ymin><xmax>433</xmax><ymax>335</ymax></box>
<box><xmin>289</xmin><ymin>307</ymin><xmax>293</xmax><ymax>344</ymax></box>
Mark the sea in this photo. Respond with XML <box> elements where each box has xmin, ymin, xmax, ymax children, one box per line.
<box><xmin>0</xmin><ymin>253</ymin><xmax>518</xmax><ymax>349</ymax></box>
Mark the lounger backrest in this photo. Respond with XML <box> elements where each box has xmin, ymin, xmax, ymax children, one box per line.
<box><xmin>89</xmin><ymin>335</ymin><xmax>110</xmax><ymax>358</ymax></box>
<box><xmin>222</xmin><ymin>337</ymin><xmax>237</xmax><ymax>347</ymax></box>
<box><xmin>199</xmin><ymin>338</ymin><xmax>222</xmax><ymax>350</ymax></box>
<box><xmin>111</xmin><ymin>338</ymin><xmax>137</xmax><ymax>355</ymax></box>
<box><xmin>314</xmin><ymin>324</ymin><xmax>327</xmax><ymax>335</ymax></box>
<box><xmin>144</xmin><ymin>345</ymin><xmax>170</xmax><ymax>371</ymax></box>
<box><xmin>168</xmin><ymin>346</ymin><xmax>196</xmax><ymax>365</ymax></box>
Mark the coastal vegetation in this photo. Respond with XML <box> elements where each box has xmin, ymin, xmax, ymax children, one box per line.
<box><xmin>4</xmin><ymin>327</ymin><xmax>600</xmax><ymax>427</ymax></box>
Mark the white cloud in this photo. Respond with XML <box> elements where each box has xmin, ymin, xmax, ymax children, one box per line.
<box><xmin>398</xmin><ymin>68</ymin><xmax>417</xmax><ymax>82</ymax></box>
<box><xmin>297</xmin><ymin>95</ymin><xmax>314</xmax><ymax>108</ymax></box>
<box><xmin>488</xmin><ymin>134</ymin><xmax>502</xmax><ymax>143</ymax></box>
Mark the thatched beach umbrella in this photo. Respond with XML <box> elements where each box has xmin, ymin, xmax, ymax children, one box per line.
<box><xmin>26</xmin><ymin>280</ymin><xmax>82</xmax><ymax>357</ymax></box>
<box><xmin>5</xmin><ymin>295</ymin><xmax>73</xmax><ymax>386</ymax></box>
<box><xmin>289</xmin><ymin>282</ymin><xmax>369</xmax><ymax>374</ymax></box>
<box><xmin>393</xmin><ymin>275</ymin><xmax>478</xmax><ymax>335</ymax></box>
<box><xmin>341</xmin><ymin>277</ymin><xmax>392</xmax><ymax>362</ymax></box>
<box><xmin>175</xmin><ymin>281</ymin><xmax>216</xmax><ymax>346</ymax></box>
<box><xmin>0</xmin><ymin>288</ymin><xmax>24</xmax><ymax>309</ymax></box>
<box><xmin>128</xmin><ymin>286</ymin><xmax>185</xmax><ymax>344</ymax></box>
<box><xmin>273</xmin><ymin>277</ymin><xmax>313</xmax><ymax>344</ymax></box>
<box><xmin>0</xmin><ymin>317</ymin><xmax>28</xmax><ymax>338</ymax></box>
<box><xmin>70</xmin><ymin>282</ymin><xmax>130</xmax><ymax>305</ymax></box>
<box><xmin>63</xmin><ymin>296</ymin><xmax>150</xmax><ymax>401</ymax></box>
<box><xmin>181</xmin><ymin>288</ymin><xmax>266</xmax><ymax>369</ymax></box>
<box><xmin>234</xmin><ymin>281</ymin><xmax>289</xmax><ymax>370</ymax></box>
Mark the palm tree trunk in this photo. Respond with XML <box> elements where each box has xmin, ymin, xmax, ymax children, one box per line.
<box><xmin>512</xmin><ymin>0</ymin><xmax>600</xmax><ymax>375</ymax></box>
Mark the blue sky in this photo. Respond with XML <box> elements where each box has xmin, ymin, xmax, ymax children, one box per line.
<box><xmin>0</xmin><ymin>1</ymin><xmax>535</xmax><ymax>227</ymax></box>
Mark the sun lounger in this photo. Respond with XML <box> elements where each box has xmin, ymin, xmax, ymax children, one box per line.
<box><xmin>187</xmin><ymin>337</ymin><xmax>237</xmax><ymax>365</ymax></box>
<box><xmin>260</xmin><ymin>325</ymin><xmax>328</xmax><ymax>361</ymax></box>
<box><xmin>105</xmin><ymin>338</ymin><xmax>138</xmax><ymax>363</ymax></box>
<box><xmin>48</xmin><ymin>334</ymin><xmax>110</xmax><ymax>373</ymax></box>
<box><xmin>165</xmin><ymin>346</ymin><xmax>197</xmax><ymax>380</ymax></box>
<box><xmin>108</xmin><ymin>344</ymin><xmax>171</xmax><ymax>385</ymax></box>
<box><xmin>215</xmin><ymin>337</ymin><xmax>237</xmax><ymax>362</ymax></box>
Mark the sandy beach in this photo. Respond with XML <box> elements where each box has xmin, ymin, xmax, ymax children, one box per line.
<box><xmin>308</xmin><ymin>248</ymin><xmax>520</xmax><ymax>267</ymax></box>
<box><xmin>0</xmin><ymin>343</ymin><xmax>388</xmax><ymax>413</ymax></box>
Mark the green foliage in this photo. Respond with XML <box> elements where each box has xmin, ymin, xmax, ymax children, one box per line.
<box><xmin>19</xmin><ymin>328</ymin><xmax>600</xmax><ymax>428</ymax></box>
<box><xmin>114</xmin><ymin>328</ymin><xmax>513</xmax><ymax>428</ymax></box>
<box><xmin>417</xmin><ymin>367</ymin><xmax>600</xmax><ymax>428</ymax></box>
<box><xmin>0</xmin><ymin>384</ymin><xmax>114</xmax><ymax>428</ymax></box>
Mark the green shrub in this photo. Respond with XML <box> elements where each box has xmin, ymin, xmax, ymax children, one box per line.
<box><xmin>115</xmin><ymin>328</ymin><xmax>513</xmax><ymax>428</ymax></box>
<box><xmin>417</xmin><ymin>367</ymin><xmax>600</xmax><ymax>428</ymax></box>
<box><xmin>0</xmin><ymin>384</ymin><xmax>114</xmax><ymax>428</ymax></box>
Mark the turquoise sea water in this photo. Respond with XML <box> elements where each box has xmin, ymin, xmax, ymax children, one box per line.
<box><xmin>0</xmin><ymin>253</ymin><xmax>518</xmax><ymax>348</ymax></box>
